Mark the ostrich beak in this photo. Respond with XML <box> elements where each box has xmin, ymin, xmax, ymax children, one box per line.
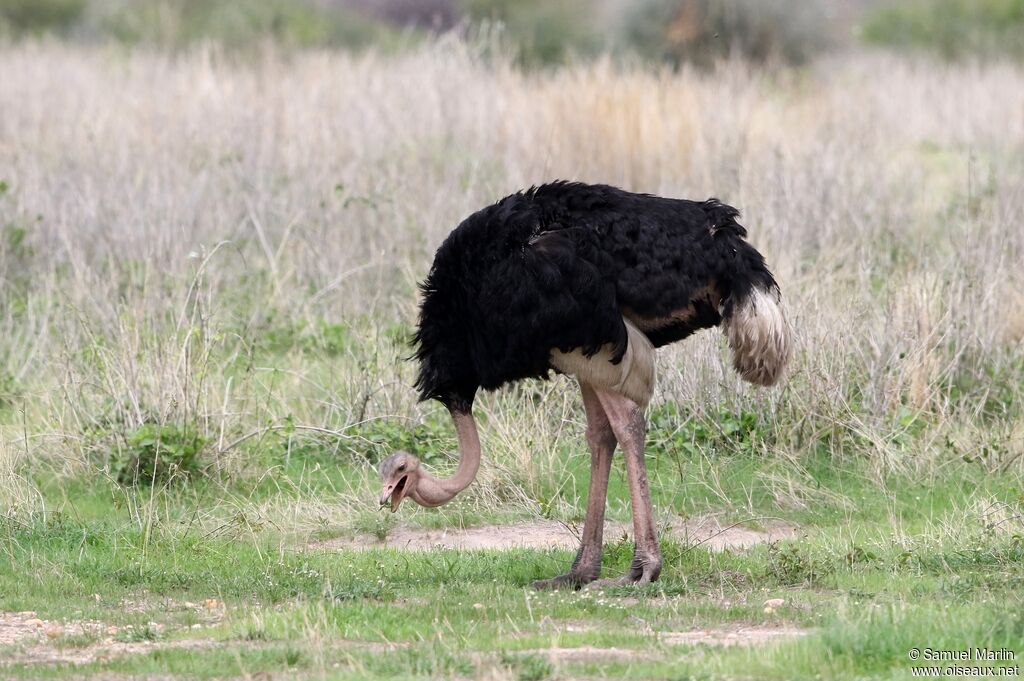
<box><xmin>379</xmin><ymin>476</ymin><xmax>409</xmax><ymax>513</ymax></box>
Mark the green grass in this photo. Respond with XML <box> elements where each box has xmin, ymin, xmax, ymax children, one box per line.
<box><xmin>3</xmin><ymin>447</ymin><xmax>1023</xmax><ymax>679</ymax></box>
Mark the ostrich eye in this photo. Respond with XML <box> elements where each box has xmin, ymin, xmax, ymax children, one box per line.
<box><xmin>397</xmin><ymin>464</ymin><xmax>406</xmax><ymax>472</ymax></box>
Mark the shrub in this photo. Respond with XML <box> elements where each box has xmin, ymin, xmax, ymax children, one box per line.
<box><xmin>647</xmin><ymin>403</ymin><xmax>769</xmax><ymax>458</ymax></box>
<box><xmin>0</xmin><ymin>0</ymin><xmax>85</xmax><ymax>36</ymax></box>
<box><xmin>461</xmin><ymin>0</ymin><xmax>604</xmax><ymax>65</ymax></box>
<box><xmin>64</xmin><ymin>0</ymin><xmax>403</xmax><ymax>51</ymax></box>
<box><xmin>352</xmin><ymin>418</ymin><xmax>453</xmax><ymax>465</ymax></box>
<box><xmin>114</xmin><ymin>423</ymin><xmax>205</xmax><ymax>487</ymax></box>
<box><xmin>861</xmin><ymin>0</ymin><xmax>1024</xmax><ymax>60</ymax></box>
<box><xmin>623</xmin><ymin>0</ymin><xmax>832</xmax><ymax>66</ymax></box>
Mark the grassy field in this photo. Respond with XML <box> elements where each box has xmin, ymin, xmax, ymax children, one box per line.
<box><xmin>1</xmin><ymin>39</ymin><xmax>1023</xmax><ymax>679</ymax></box>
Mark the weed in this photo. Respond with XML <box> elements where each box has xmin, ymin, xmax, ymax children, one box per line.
<box><xmin>244</xmin><ymin>626</ymin><xmax>269</xmax><ymax>641</ymax></box>
<box><xmin>500</xmin><ymin>652</ymin><xmax>554</xmax><ymax>681</ymax></box>
<box><xmin>116</xmin><ymin>624</ymin><xmax>160</xmax><ymax>643</ymax></box>
<box><xmin>351</xmin><ymin>417</ymin><xmax>454</xmax><ymax>465</ymax></box>
<box><xmin>352</xmin><ymin>512</ymin><xmax>398</xmax><ymax>541</ymax></box>
<box><xmin>54</xmin><ymin>632</ymin><xmax>98</xmax><ymax>649</ymax></box>
<box><xmin>648</xmin><ymin>403</ymin><xmax>769</xmax><ymax>458</ymax></box>
<box><xmin>114</xmin><ymin>423</ymin><xmax>206</xmax><ymax>487</ymax></box>
<box><xmin>844</xmin><ymin>545</ymin><xmax>878</xmax><ymax>568</ymax></box>
<box><xmin>766</xmin><ymin>543</ymin><xmax>834</xmax><ymax>585</ymax></box>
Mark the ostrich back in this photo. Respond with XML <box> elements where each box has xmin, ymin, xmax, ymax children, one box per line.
<box><xmin>412</xmin><ymin>182</ymin><xmax>779</xmax><ymax>410</ymax></box>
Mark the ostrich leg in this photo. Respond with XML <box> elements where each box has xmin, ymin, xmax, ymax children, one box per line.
<box><xmin>589</xmin><ymin>390</ymin><xmax>662</xmax><ymax>586</ymax></box>
<box><xmin>532</xmin><ymin>381</ymin><xmax>616</xmax><ymax>590</ymax></box>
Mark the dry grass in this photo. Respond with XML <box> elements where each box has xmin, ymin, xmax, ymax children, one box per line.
<box><xmin>0</xmin><ymin>40</ymin><xmax>1022</xmax><ymax>523</ymax></box>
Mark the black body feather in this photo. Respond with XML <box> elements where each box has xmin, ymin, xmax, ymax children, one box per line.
<box><xmin>412</xmin><ymin>182</ymin><xmax>779</xmax><ymax>410</ymax></box>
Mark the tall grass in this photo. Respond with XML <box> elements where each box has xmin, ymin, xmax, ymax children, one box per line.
<box><xmin>0</xmin><ymin>40</ymin><xmax>1022</xmax><ymax>522</ymax></box>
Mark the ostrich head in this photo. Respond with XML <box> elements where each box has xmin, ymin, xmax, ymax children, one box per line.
<box><xmin>378</xmin><ymin>451</ymin><xmax>421</xmax><ymax>512</ymax></box>
<box><xmin>376</xmin><ymin>412</ymin><xmax>482</xmax><ymax>512</ymax></box>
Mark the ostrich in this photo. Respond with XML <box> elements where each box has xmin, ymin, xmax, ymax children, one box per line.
<box><xmin>377</xmin><ymin>182</ymin><xmax>791</xmax><ymax>589</ymax></box>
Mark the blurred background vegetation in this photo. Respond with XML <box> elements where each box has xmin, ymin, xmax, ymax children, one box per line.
<box><xmin>1</xmin><ymin>0</ymin><xmax>1022</xmax><ymax>65</ymax></box>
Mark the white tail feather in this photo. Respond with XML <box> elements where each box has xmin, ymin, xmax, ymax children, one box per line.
<box><xmin>723</xmin><ymin>286</ymin><xmax>792</xmax><ymax>387</ymax></box>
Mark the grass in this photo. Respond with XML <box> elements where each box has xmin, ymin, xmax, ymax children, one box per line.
<box><xmin>1</xmin><ymin>467</ymin><xmax>1022</xmax><ymax>678</ymax></box>
<box><xmin>1</xmin><ymin>36</ymin><xmax>1023</xmax><ymax>679</ymax></box>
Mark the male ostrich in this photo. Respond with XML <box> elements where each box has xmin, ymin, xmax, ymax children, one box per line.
<box><xmin>378</xmin><ymin>182</ymin><xmax>791</xmax><ymax>589</ymax></box>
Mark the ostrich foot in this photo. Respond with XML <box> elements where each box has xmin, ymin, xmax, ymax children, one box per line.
<box><xmin>583</xmin><ymin>550</ymin><xmax>662</xmax><ymax>589</ymax></box>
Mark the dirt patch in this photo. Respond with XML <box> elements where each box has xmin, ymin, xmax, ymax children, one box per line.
<box><xmin>313</xmin><ymin>516</ymin><xmax>797</xmax><ymax>552</ymax></box>
<box><xmin>530</xmin><ymin>645</ymin><xmax>641</xmax><ymax>662</ymax></box>
<box><xmin>0</xmin><ymin>612</ymin><xmax>215</xmax><ymax>666</ymax></box>
<box><xmin>518</xmin><ymin>624</ymin><xmax>807</xmax><ymax>663</ymax></box>
<box><xmin>12</xmin><ymin>637</ymin><xmax>216</xmax><ymax>666</ymax></box>
<box><xmin>0</xmin><ymin>612</ymin><xmax>49</xmax><ymax>647</ymax></box>
<box><xmin>659</xmin><ymin>624</ymin><xmax>808</xmax><ymax>647</ymax></box>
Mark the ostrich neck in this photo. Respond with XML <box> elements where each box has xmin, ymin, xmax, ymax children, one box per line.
<box><xmin>412</xmin><ymin>409</ymin><xmax>481</xmax><ymax>507</ymax></box>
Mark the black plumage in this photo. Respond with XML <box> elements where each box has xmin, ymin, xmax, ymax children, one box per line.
<box><xmin>412</xmin><ymin>181</ymin><xmax>780</xmax><ymax>411</ymax></box>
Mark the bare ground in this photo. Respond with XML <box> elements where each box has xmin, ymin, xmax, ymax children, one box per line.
<box><xmin>523</xmin><ymin>624</ymin><xmax>808</xmax><ymax>662</ymax></box>
<box><xmin>658</xmin><ymin>624</ymin><xmax>808</xmax><ymax>647</ymax></box>
<box><xmin>313</xmin><ymin>516</ymin><xmax>798</xmax><ymax>552</ymax></box>
<box><xmin>0</xmin><ymin>611</ymin><xmax>215</xmax><ymax>666</ymax></box>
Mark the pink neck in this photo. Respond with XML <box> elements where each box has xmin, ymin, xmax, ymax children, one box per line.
<box><xmin>410</xmin><ymin>409</ymin><xmax>481</xmax><ymax>507</ymax></box>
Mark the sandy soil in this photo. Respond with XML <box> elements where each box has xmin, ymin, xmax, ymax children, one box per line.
<box><xmin>0</xmin><ymin>611</ymin><xmax>52</xmax><ymax>648</ymax></box>
<box><xmin>524</xmin><ymin>623</ymin><xmax>808</xmax><ymax>662</ymax></box>
<box><xmin>313</xmin><ymin>516</ymin><xmax>798</xmax><ymax>552</ymax></box>
<box><xmin>658</xmin><ymin>624</ymin><xmax>808</xmax><ymax>647</ymax></box>
<box><xmin>531</xmin><ymin>645</ymin><xmax>640</xmax><ymax>661</ymax></box>
<box><xmin>0</xmin><ymin>611</ymin><xmax>214</xmax><ymax>666</ymax></box>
